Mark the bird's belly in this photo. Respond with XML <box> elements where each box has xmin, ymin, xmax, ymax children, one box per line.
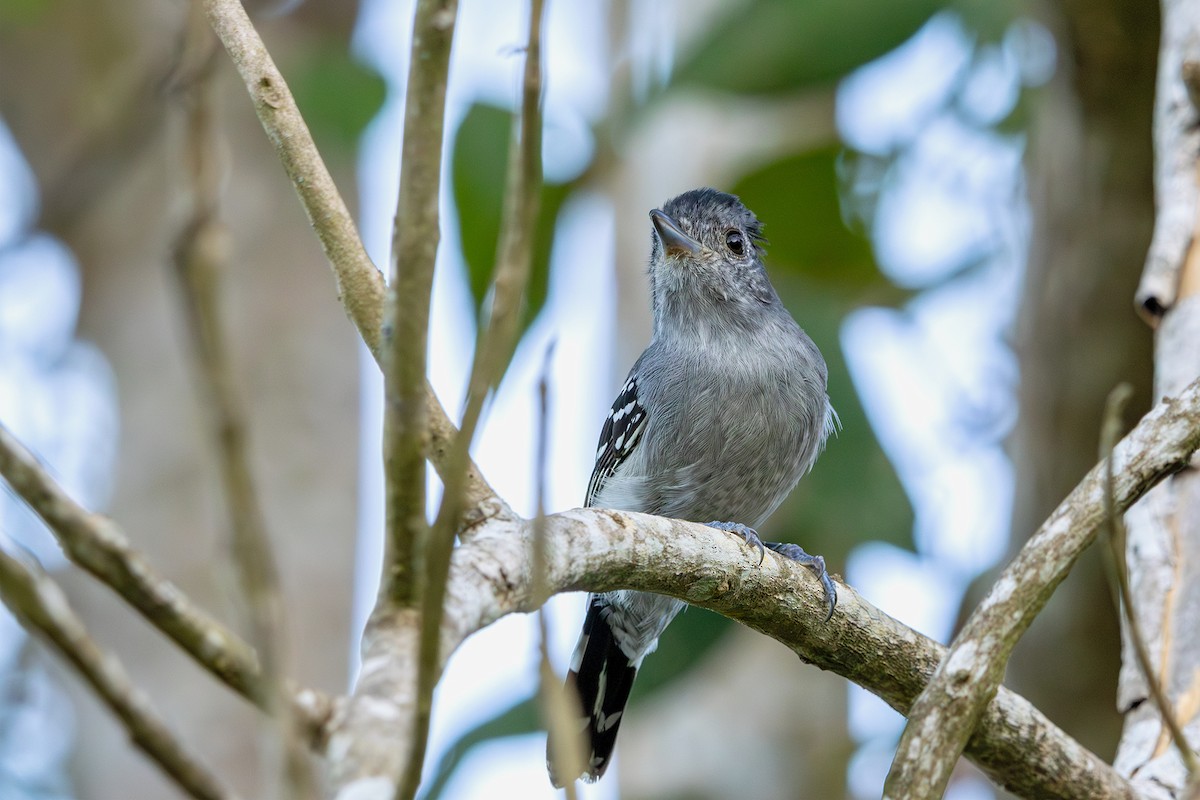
<box><xmin>597</xmin><ymin>406</ymin><xmax>814</xmax><ymax>528</ymax></box>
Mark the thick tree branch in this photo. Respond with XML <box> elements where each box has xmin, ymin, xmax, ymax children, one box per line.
<box><xmin>0</xmin><ymin>547</ymin><xmax>238</xmax><ymax>800</ymax></box>
<box><xmin>884</xmin><ymin>375</ymin><xmax>1200</xmax><ymax>799</ymax></box>
<box><xmin>0</xmin><ymin>421</ymin><xmax>332</xmax><ymax>746</ymax></box>
<box><xmin>328</xmin><ymin>373</ymin><xmax>1200</xmax><ymax>798</ymax></box>
<box><xmin>1119</xmin><ymin>3</ymin><xmax>1200</xmax><ymax>790</ymax></box>
<box><xmin>328</xmin><ymin>508</ymin><xmax>1136</xmax><ymax>800</ymax></box>
<box><xmin>200</xmin><ymin>0</ymin><xmax>510</xmax><ymax>526</ymax></box>
<box><xmin>1102</xmin><ymin>386</ymin><xmax>1200</xmax><ymax>781</ymax></box>
<box><xmin>1134</xmin><ymin>0</ymin><xmax>1200</xmax><ymax>322</ymax></box>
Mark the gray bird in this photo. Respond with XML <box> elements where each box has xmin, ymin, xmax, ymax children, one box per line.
<box><xmin>548</xmin><ymin>188</ymin><xmax>838</xmax><ymax>786</ymax></box>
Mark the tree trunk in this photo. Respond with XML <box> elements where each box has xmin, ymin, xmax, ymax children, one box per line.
<box><xmin>1113</xmin><ymin>0</ymin><xmax>1200</xmax><ymax>792</ymax></box>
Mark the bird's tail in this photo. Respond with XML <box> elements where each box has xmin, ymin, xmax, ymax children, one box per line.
<box><xmin>548</xmin><ymin>595</ymin><xmax>638</xmax><ymax>786</ymax></box>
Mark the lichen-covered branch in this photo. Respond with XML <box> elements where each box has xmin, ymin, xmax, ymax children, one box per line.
<box><xmin>1117</xmin><ymin>3</ymin><xmax>1200</xmax><ymax>794</ymax></box>
<box><xmin>1134</xmin><ymin>0</ymin><xmax>1200</xmax><ymax>321</ymax></box>
<box><xmin>331</xmin><ymin>372</ymin><xmax>1200</xmax><ymax>800</ymax></box>
<box><xmin>884</xmin><ymin>375</ymin><xmax>1200</xmax><ymax>799</ymax></box>
<box><xmin>327</xmin><ymin>507</ymin><xmax>1137</xmax><ymax>800</ymax></box>
<box><xmin>0</xmin><ymin>547</ymin><xmax>238</xmax><ymax>800</ymax></box>
<box><xmin>0</xmin><ymin>421</ymin><xmax>332</xmax><ymax>745</ymax></box>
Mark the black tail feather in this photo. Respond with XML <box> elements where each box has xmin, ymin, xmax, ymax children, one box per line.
<box><xmin>548</xmin><ymin>596</ymin><xmax>638</xmax><ymax>786</ymax></box>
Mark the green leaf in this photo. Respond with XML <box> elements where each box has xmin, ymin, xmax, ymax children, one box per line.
<box><xmin>672</xmin><ymin>0</ymin><xmax>950</xmax><ymax>95</ymax></box>
<box><xmin>451</xmin><ymin>103</ymin><xmax>572</xmax><ymax>335</ymax></box>
<box><xmin>288</xmin><ymin>45</ymin><xmax>385</xmax><ymax>156</ymax></box>
<box><xmin>736</xmin><ymin>146</ymin><xmax>885</xmax><ymax>292</ymax></box>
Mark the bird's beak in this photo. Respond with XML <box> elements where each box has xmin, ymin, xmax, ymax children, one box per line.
<box><xmin>650</xmin><ymin>209</ymin><xmax>701</xmax><ymax>256</ymax></box>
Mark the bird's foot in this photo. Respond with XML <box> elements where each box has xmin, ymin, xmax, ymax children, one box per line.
<box><xmin>765</xmin><ymin>542</ymin><xmax>837</xmax><ymax>622</ymax></box>
<box><xmin>706</xmin><ymin>521</ymin><xmax>765</xmax><ymax>565</ymax></box>
<box><xmin>705</xmin><ymin>523</ymin><xmax>837</xmax><ymax>621</ymax></box>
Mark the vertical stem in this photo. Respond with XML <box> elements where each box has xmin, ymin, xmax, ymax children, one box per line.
<box><xmin>172</xmin><ymin>3</ymin><xmax>314</xmax><ymax>795</ymax></box>
<box><xmin>383</xmin><ymin>0</ymin><xmax>460</xmax><ymax>609</ymax></box>
<box><xmin>400</xmin><ymin>1</ymin><xmax>546</xmax><ymax>796</ymax></box>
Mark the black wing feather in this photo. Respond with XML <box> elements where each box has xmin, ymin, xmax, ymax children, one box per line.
<box><xmin>585</xmin><ymin>373</ymin><xmax>649</xmax><ymax>506</ymax></box>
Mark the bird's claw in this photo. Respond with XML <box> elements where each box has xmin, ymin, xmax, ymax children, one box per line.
<box><xmin>767</xmin><ymin>542</ymin><xmax>837</xmax><ymax>622</ymax></box>
<box><xmin>706</xmin><ymin>521</ymin><xmax>765</xmax><ymax>565</ymax></box>
<box><xmin>705</xmin><ymin>523</ymin><xmax>837</xmax><ymax>620</ymax></box>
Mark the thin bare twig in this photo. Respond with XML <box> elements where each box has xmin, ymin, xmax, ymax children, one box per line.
<box><xmin>534</xmin><ymin>343</ymin><xmax>583</xmax><ymax>795</ymax></box>
<box><xmin>199</xmin><ymin>0</ymin><xmax>510</xmax><ymax>523</ymax></box>
<box><xmin>883</xmin><ymin>375</ymin><xmax>1200</xmax><ymax>799</ymax></box>
<box><xmin>402</xmin><ymin>1</ymin><xmax>546</xmax><ymax>794</ymax></box>
<box><xmin>1101</xmin><ymin>385</ymin><xmax>1200</xmax><ymax>776</ymax></box>
<box><xmin>383</xmin><ymin>0</ymin><xmax>460</xmax><ymax>617</ymax></box>
<box><xmin>0</xmin><ymin>546</ymin><xmax>238</xmax><ymax>800</ymax></box>
<box><xmin>0</xmin><ymin>422</ymin><xmax>332</xmax><ymax>744</ymax></box>
<box><xmin>171</xmin><ymin>4</ymin><xmax>314</xmax><ymax>796</ymax></box>
<box><xmin>448</xmin><ymin>0</ymin><xmax>548</xmax><ymax>549</ymax></box>
<box><xmin>381</xmin><ymin>0</ymin><xmax>463</xmax><ymax>794</ymax></box>
<box><xmin>201</xmin><ymin>0</ymin><xmax>384</xmax><ymax>344</ymax></box>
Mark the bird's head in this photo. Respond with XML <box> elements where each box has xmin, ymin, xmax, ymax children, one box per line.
<box><xmin>647</xmin><ymin>188</ymin><xmax>779</xmax><ymax>335</ymax></box>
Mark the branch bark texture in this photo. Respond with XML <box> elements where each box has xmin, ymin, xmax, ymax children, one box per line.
<box><xmin>327</xmin><ymin>508</ymin><xmax>1138</xmax><ymax>800</ymax></box>
<box><xmin>0</xmin><ymin>548</ymin><xmax>238</xmax><ymax>800</ymax></box>
<box><xmin>1116</xmin><ymin>0</ymin><xmax>1200</xmax><ymax>792</ymax></box>
<box><xmin>884</xmin><ymin>376</ymin><xmax>1200</xmax><ymax>799</ymax></box>
<box><xmin>0</xmin><ymin>421</ymin><xmax>331</xmax><ymax>745</ymax></box>
<box><xmin>1135</xmin><ymin>0</ymin><xmax>1200</xmax><ymax>321</ymax></box>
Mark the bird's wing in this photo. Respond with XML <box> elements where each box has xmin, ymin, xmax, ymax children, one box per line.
<box><xmin>585</xmin><ymin>372</ymin><xmax>649</xmax><ymax>507</ymax></box>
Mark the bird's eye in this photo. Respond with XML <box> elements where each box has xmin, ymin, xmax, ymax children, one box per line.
<box><xmin>726</xmin><ymin>230</ymin><xmax>746</xmax><ymax>256</ymax></box>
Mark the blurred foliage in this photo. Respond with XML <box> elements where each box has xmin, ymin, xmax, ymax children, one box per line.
<box><xmin>0</xmin><ymin>0</ymin><xmax>52</xmax><ymax>25</ymax></box>
<box><xmin>673</xmin><ymin>0</ymin><xmax>948</xmax><ymax>94</ymax></box>
<box><xmin>631</xmin><ymin>602</ymin><xmax>733</xmax><ymax>700</ymax></box>
<box><xmin>420</xmin><ymin>696</ymin><xmax>540</xmax><ymax>800</ymax></box>
<box><xmin>737</xmin><ymin>148</ymin><xmax>880</xmax><ymax>288</ymax></box>
<box><xmin>288</xmin><ymin>44</ymin><xmax>385</xmax><ymax>157</ymax></box>
<box><xmin>452</xmin><ymin>103</ymin><xmax>572</xmax><ymax>337</ymax></box>
<box><xmin>733</xmin><ymin>149</ymin><xmax>915</xmax><ymax>562</ymax></box>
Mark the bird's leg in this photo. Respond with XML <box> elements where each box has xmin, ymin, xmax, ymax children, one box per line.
<box><xmin>706</xmin><ymin>523</ymin><xmax>837</xmax><ymax>620</ymax></box>
<box><xmin>764</xmin><ymin>542</ymin><xmax>837</xmax><ymax>622</ymax></box>
<box><xmin>706</xmin><ymin>521</ymin><xmax>766</xmax><ymax>565</ymax></box>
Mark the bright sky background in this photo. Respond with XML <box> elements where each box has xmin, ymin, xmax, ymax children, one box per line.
<box><xmin>0</xmin><ymin>118</ymin><xmax>119</xmax><ymax>800</ymax></box>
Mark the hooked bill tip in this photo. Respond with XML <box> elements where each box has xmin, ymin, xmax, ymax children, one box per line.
<box><xmin>650</xmin><ymin>209</ymin><xmax>701</xmax><ymax>256</ymax></box>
